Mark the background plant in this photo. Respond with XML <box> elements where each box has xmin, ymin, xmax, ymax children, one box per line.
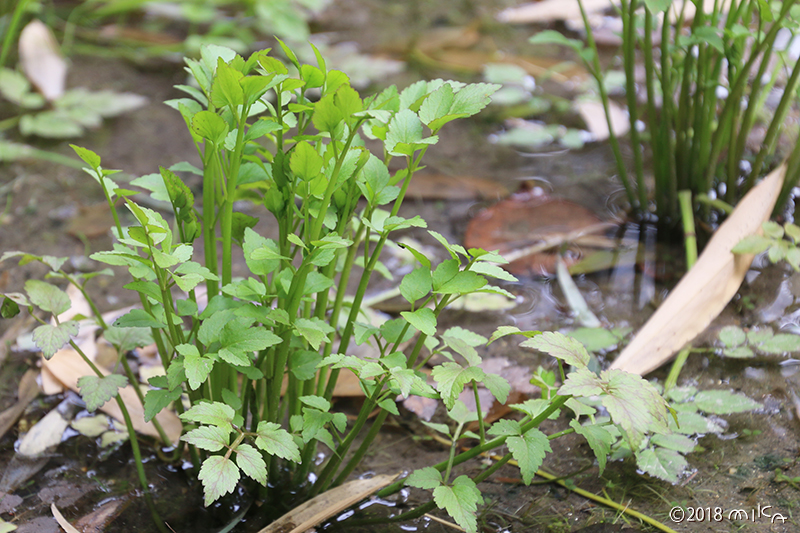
<box><xmin>533</xmin><ymin>0</ymin><xmax>800</xmax><ymax>225</ymax></box>
<box><xmin>1</xmin><ymin>42</ymin><xmax>680</xmax><ymax>532</ymax></box>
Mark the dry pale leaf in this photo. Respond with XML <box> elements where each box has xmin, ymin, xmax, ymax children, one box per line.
<box><xmin>41</xmin><ymin>349</ymin><xmax>182</xmax><ymax>442</ymax></box>
<box><xmin>258</xmin><ymin>473</ymin><xmax>399</xmax><ymax>533</ymax></box>
<box><xmin>610</xmin><ymin>162</ymin><xmax>786</xmax><ymax>375</ymax></box>
<box><xmin>72</xmin><ymin>498</ymin><xmax>127</xmax><ymax>533</ymax></box>
<box><xmin>19</xmin><ymin>20</ymin><xmax>68</xmax><ymax>101</ymax></box>
<box><xmin>423</xmin><ymin>49</ymin><xmax>588</xmax><ymax>83</ymax></box>
<box><xmin>51</xmin><ymin>503</ymin><xmax>81</xmax><ymax>533</ymax></box>
<box><xmin>497</xmin><ymin>0</ymin><xmax>613</xmax><ymax>24</ymax></box>
<box><xmin>574</xmin><ymin>99</ymin><xmax>630</xmax><ymax>142</ymax></box>
<box><xmin>18</xmin><ymin>406</ymin><xmax>70</xmax><ymax>457</ymax></box>
<box><xmin>0</xmin><ymin>369</ymin><xmax>39</xmax><ymax>441</ymax></box>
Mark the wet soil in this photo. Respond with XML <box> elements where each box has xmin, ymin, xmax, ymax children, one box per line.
<box><xmin>2</xmin><ymin>1</ymin><xmax>800</xmax><ymax>532</ymax></box>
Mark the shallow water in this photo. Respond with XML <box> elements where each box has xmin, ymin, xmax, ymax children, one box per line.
<box><xmin>1</xmin><ymin>0</ymin><xmax>800</xmax><ymax>532</ymax></box>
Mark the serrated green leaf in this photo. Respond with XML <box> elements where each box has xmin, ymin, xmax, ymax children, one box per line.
<box><xmin>178</xmin><ymin>343</ymin><xmax>215</xmax><ymax>390</ymax></box>
<box><xmin>192</xmin><ymin>110</ymin><xmax>229</xmax><ymax>145</ymax></box>
<box><xmin>300</xmin><ymin>395</ymin><xmax>331</xmax><ymax>412</ymax></box>
<box><xmin>671</xmin><ymin>410</ymin><xmax>725</xmax><ymax>434</ymax></box>
<box><xmin>1</xmin><ymin>297</ymin><xmax>20</xmax><ymax>318</ymax></box>
<box><xmin>400</xmin><ymin>266</ymin><xmax>432</xmax><ymax>304</ymax></box>
<box><xmin>568</xmin><ymin>327</ymin><xmax>620</xmax><ymax>353</ymax></box>
<box><xmin>385</xmin><ymin>109</ymin><xmax>438</xmax><ymax>156</ymax></box>
<box><xmin>180</xmin><ymin>402</ymin><xmax>236</xmax><ymax>433</ymax></box>
<box><xmin>431</xmin><ymin>362</ymin><xmax>485</xmax><ymax>409</ymax></box>
<box><xmin>236</xmin><ymin>443</ymin><xmax>267</xmax><ymax>485</ymax></box>
<box><xmin>401</xmin><ymin>307</ymin><xmax>437</xmax><ymax>336</ymax></box>
<box><xmin>467</xmin><ymin>262</ymin><xmax>517</xmax><ymax>282</ymax></box>
<box><xmin>290</xmin><ymin>350</ymin><xmax>322</xmax><ymax>381</ymax></box>
<box><xmin>435</xmin><ymin>271</ymin><xmax>487</xmax><ymax>295</ymax></box>
<box><xmin>599</xmin><ymin>370</ymin><xmax>669</xmax><ymax>449</ymax></box>
<box><xmin>406</xmin><ymin>466</ymin><xmax>442</xmax><ymax>489</ymax></box>
<box><xmin>182</xmin><ymin>426</ymin><xmax>230</xmax><ymax>452</ymax></box>
<box><xmin>25</xmin><ymin>280</ymin><xmax>71</xmax><ymax>315</ymax></box>
<box><xmin>104</xmin><ymin>326</ymin><xmax>153</xmax><ymax>354</ymax></box>
<box><xmin>255</xmin><ymin>421</ymin><xmax>301</xmax><ymax>462</ymax></box>
<box><xmin>522</xmin><ymin>331</ymin><xmax>590</xmax><ymax>368</ymax></box>
<box><xmin>732</xmin><ymin>234</ymin><xmax>772</xmax><ymax>254</ymax></box>
<box><xmin>433</xmin><ymin>476</ymin><xmax>484</xmax><ymax>533</ymax></box>
<box><xmin>33</xmin><ymin>321</ymin><xmax>79</xmax><ymax>359</ymax></box>
<box><xmin>77</xmin><ymin>374</ymin><xmax>128</xmax><ymax>412</ymax></box>
<box><xmin>290</xmin><ymin>141</ymin><xmax>324</xmax><ymax>181</ymax></box>
<box><xmin>244</xmin><ymin>229</ymin><xmax>283</xmax><ymax>276</ymax></box>
<box><xmin>419</xmin><ymin>83</ymin><xmax>455</xmax><ymax>126</ymax></box>
<box><xmin>144</xmin><ymin>386</ymin><xmax>182</xmax><ymax>422</ymax></box>
<box><xmin>636</xmin><ymin>447</ymin><xmax>688</xmax><ymax>484</ymax></box>
<box><xmin>759</xmin><ymin>333</ymin><xmax>800</xmax><ymax>354</ymax></box>
<box><xmin>508</xmin><ymin>429</ymin><xmax>551</xmax><ymax>484</ymax></box>
<box><xmin>114</xmin><ymin>308</ymin><xmax>167</xmax><ymax>329</ymax></box>
<box><xmin>570</xmin><ymin>420</ymin><xmax>613</xmax><ymax>475</ymax></box>
<box><xmin>651</xmin><ymin>433</ymin><xmax>696</xmax><ymax>453</ymax></box>
<box><xmin>694</xmin><ymin>390</ymin><xmax>762</xmax><ymax>414</ymax></box>
<box><xmin>198</xmin><ymin>455</ymin><xmax>240</xmax><ymax>506</ymax></box>
<box><xmin>487</xmin><ymin>418</ymin><xmax>521</xmax><ymax>437</ymax></box>
<box><xmin>481</xmin><ymin>373</ymin><xmax>509</xmax><ymax>404</ymax></box>
<box><xmin>719</xmin><ymin>325</ymin><xmax>746</xmax><ymax>347</ymax></box>
<box><xmin>294</xmin><ymin>317</ymin><xmax>335</xmax><ymax>350</ymax></box>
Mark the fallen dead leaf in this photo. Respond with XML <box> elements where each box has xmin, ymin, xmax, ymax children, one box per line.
<box><xmin>464</xmin><ymin>190</ymin><xmax>612</xmax><ymax>275</ymax></box>
<box><xmin>610</xmin><ymin>162</ymin><xmax>786</xmax><ymax>375</ymax></box>
<box><xmin>416</xmin><ymin>49</ymin><xmax>589</xmax><ymax>84</ymax></box>
<box><xmin>497</xmin><ymin>0</ymin><xmax>613</xmax><ymax>24</ymax></box>
<box><xmin>574</xmin><ymin>99</ymin><xmax>630</xmax><ymax>142</ymax></box>
<box><xmin>280</xmin><ymin>369</ymin><xmax>364</xmax><ymax>398</ymax></box>
<box><xmin>415</xmin><ymin>24</ymin><xmax>482</xmax><ymax>55</ymax></box>
<box><xmin>72</xmin><ymin>497</ymin><xmax>128</xmax><ymax>533</ymax></box>
<box><xmin>258</xmin><ymin>473</ymin><xmax>399</xmax><ymax>533</ymax></box>
<box><xmin>41</xmin><ymin>349</ymin><xmax>182</xmax><ymax>442</ymax></box>
<box><xmin>406</xmin><ymin>173</ymin><xmax>508</xmax><ymax>201</ymax></box>
<box><xmin>0</xmin><ymin>369</ymin><xmax>39</xmax><ymax>441</ymax></box>
<box><xmin>18</xmin><ymin>405</ymin><xmax>71</xmax><ymax>457</ymax></box>
<box><xmin>51</xmin><ymin>503</ymin><xmax>81</xmax><ymax>533</ymax></box>
<box><xmin>402</xmin><ymin>395</ymin><xmax>438</xmax><ymax>421</ymax></box>
<box><xmin>66</xmin><ymin>203</ymin><xmax>115</xmax><ymax>239</ymax></box>
<box><xmin>19</xmin><ymin>20</ymin><xmax>68</xmax><ymax>101</ymax></box>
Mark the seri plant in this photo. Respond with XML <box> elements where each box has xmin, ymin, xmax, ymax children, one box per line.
<box><xmin>532</xmin><ymin>0</ymin><xmax>800</xmax><ymax>224</ymax></box>
<box><xmin>1</xmin><ymin>43</ymin><xmax>677</xmax><ymax>532</ymax></box>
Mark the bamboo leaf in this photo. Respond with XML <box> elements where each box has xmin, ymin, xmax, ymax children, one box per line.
<box><xmin>610</xmin><ymin>163</ymin><xmax>786</xmax><ymax>375</ymax></box>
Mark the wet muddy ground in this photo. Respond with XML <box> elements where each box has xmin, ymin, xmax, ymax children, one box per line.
<box><xmin>2</xmin><ymin>0</ymin><xmax>800</xmax><ymax>532</ymax></box>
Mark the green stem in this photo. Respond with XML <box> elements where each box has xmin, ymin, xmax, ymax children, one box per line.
<box><xmin>377</xmin><ymin>394</ymin><xmax>570</xmax><ymax>498</ymax></box>
<box><xmin>67</xmin><ymin>339</ymin><xmax>168</xmax><ymax>533</ymax></box>
<box><xmin>678</xmin><ymin>191</ymin><xmax>697</xmax><ymax>269</ymax></box>
<box><xmin>0</xmin><ymin>0</ymin><xmax>31</xmax><ymax>68</ymax></box>
<box><xmin>220</xmin><ymin>105</ymin><xmax>251</xmax><ymax>287</ymax></box>
<box><xmin>576</xmin><ymin>0</ymin><xmax>637</xmax><ymax>210</ymax></box>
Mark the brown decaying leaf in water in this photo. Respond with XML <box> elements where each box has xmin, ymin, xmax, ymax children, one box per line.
<box><xmin>0</xmin><ymin>369</ymin><xmax>39</xmax><ymax>442</ymax></box>
<box><xmin>66</xmin><ymin>203</ymin><xmax>115</xmax><ymax>239</ymax></box>
<box><xmin>464</xmin><ymin>190</ymin><xmax>608</xmax><ymax>275</ymax></box>
<box><xmin>406</xmin><ymin>173</ymin><xmax>508</xmax><ymax>201</ymax></box>
<box><xmin>610</xmin><ymin>162</ymin><xmax>786</xmax><ymax>375</ymax></box>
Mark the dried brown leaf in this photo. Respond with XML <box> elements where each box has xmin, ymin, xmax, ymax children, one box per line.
<box><xmin>51</xmin><ymin>503</ymin><xmax>81</xmax><ymax>533</ymax></box>
<box><xmin>258</xmin><ymin>474</ymin><xmax>399</xmax><ymax>533</ymax></box>
<box><xmin>41</xmin><ymin>349</ymin><xmax>182</xmax><ymax>442</ymax></box>
<box><xmin>0</xmin><ymin>369</ymin><xmax>39</xmax><ymax>441</ymax></box>
<box><xmin>610</xmin><ymin>162</ymin><xmax>786</xmax><ymax>375</ymax></box>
